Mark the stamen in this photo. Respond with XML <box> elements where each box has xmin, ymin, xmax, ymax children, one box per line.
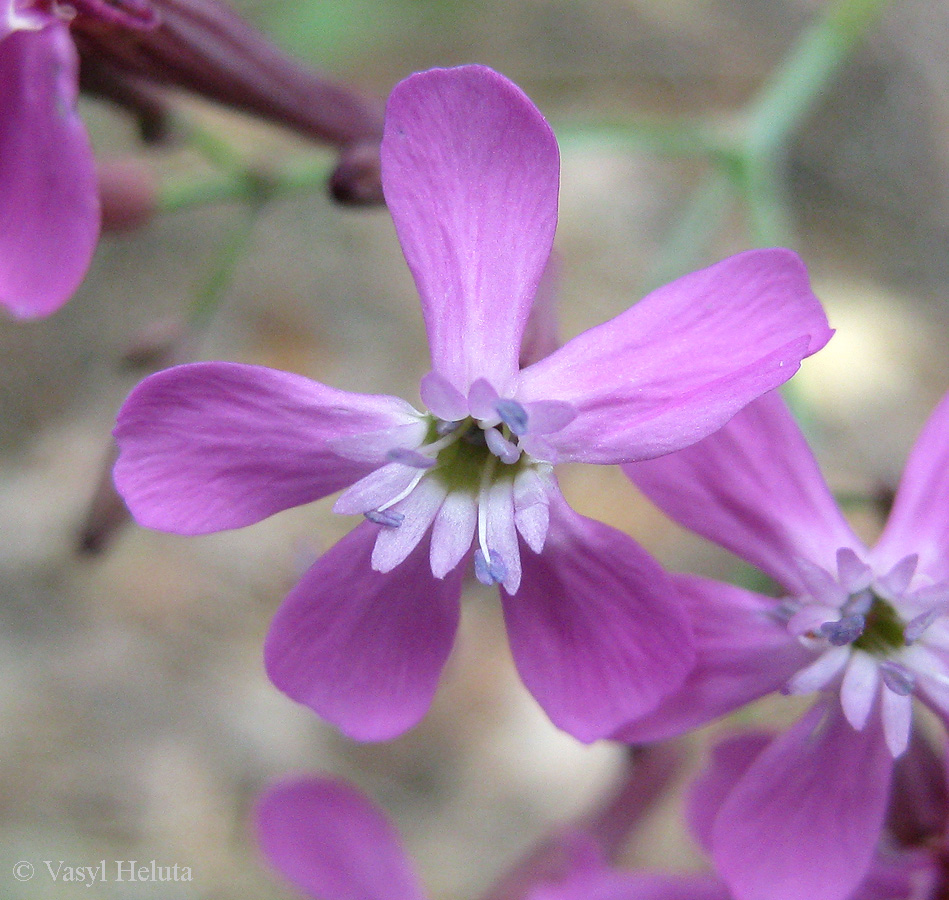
<box><xmin>376</xmin><ymin>470</ymin><xmax>426</xmax><ymax>512</ymax></box>
<box><xmin>436</xmin><ymin>419</ymin><xmax>462</xmax><ymax>436</ymax></box>
<box><xmin>495</xmin><ymin>399</ymin><xmax>529</xmax><ymax>436</ymax></box>
<box><xmin>820</xmin><ymin>614</ymin><xmax>866</xmax><ymax>646</ymax></box>
<box><xmin>879</xmin><ymin>660</ymin><xmax>916</xmax><ymax>696</ymax></box>
<box><xmin>905</xmin><ymin>605</ymin><xmax>947</xmax><ymax>644</ymax></box>
<box><xmin>474</xmin><ymin>548</ymin><xmax>508</xmax><ymax>585</ymax></box>
<box><xmin>484</xmin><ymin>427</ymin><xmax>521</xmax><ymax>464</ymax></box>
<box><xmin>364</xmin><ymin>509</ymin><xmax>405</xmax><ymax>528</ymax></box>
<box><xmin>841</xmin><ymin>589</ymin><xmax>873</xmax><ymax>617</ymax></box>
<box><xmin>386</xmin><ymin>447</ymin><xmax>436</xmax><ymax>469</ymax></box>
<box><xmin>422</xmin><ymin>425</ymin><xmax>467</xmax><ymax>455</ymax></box>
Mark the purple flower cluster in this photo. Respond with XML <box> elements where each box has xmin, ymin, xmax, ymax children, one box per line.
<box><xmin>103</xmin><ymin>62</ymin><xmax>949</xmax><ymax>900</ymax></box>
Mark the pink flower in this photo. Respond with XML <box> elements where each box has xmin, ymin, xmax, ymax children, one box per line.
<box><xmin>619</xmin><ymin>388</ymin><xmax>949</xmax><ymax>900</ymax></box>
<box><xmin>253</xmin><ymin>747</ymin><xmax>934</xmax><ymax>900</ymax></box>
<box><xmin>1</xmin><ymin>0</ymin><xmax>101</xmax><ymax>318</ymax></box>
<box><xmin>113</xmin><ymin>65</ymin><xmax>831</xmax><ymax>743</ymax></box>
<box><xmin>530</xmin><ymin>732</ymin><xmax>934</xmax><ymax>900</ymax></box>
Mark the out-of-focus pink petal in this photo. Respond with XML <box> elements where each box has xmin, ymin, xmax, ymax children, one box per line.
<box><xmin>264</xmin><ymin>522</ymin><xmax>462</xmax><ymax>741</ymax></box>
<box><xmin>255</xmin><ymin>777</ymin><xmax>427</xmax><ymax>900</ymax></box>
<box><xmin>712</xmin><ymin>701</ymin><xmax>894</xmax><ymax>900</ymax></box>
<box><xmin>381</xmin><ymin>65</ymin><xmax>559</xmax><ymax>396</ymax></box>
<box><xmin>686</xmin><ymin>731</ymin><xmax>772</xmax><ymax>855</ymax></box>
<box><xmin>874</xmin><ymin>390</ymin><xmax>949</xmax><ymax>581</ymax></box>
<box><xmin>0</xmin><ymin>23</ymin><xmax>99</xmax><ymax>318</ymax></box>
<box><xmin>519</xmin><ymin>252</ymin><xmax>562</xmax><ymax>368</ymax></box>
<box><xmin>502</xmin><ymin>492</ymin><xmax>694</xmax><ymax>742</ymax></box>
<box><xmin>623</xmin><ymin>390</ymin><xmax>861</xmax><ymax>593</ymax></box>
<box><xmin>615</xmin><ymin>575</ymin><xmax>810</xmax><ymax>743</ymax></box>
<box><xmin>852</xmin><ymin>854</ymin><xmax>938</xmax><ymax>900</ymax></box>
<box><xmin>518</xmin><ymin>249</ymin><xmax>832</xmax><ymax>464</ymax></box>
<box><xmin>528</xmin><ymin>865</ymin><xmax>729</xmax><ymax>900</ymax></box>
<box><xmin>113</xmin><ymin>362</ymin><xmax>422</xmax><ymax>535</ymax></box>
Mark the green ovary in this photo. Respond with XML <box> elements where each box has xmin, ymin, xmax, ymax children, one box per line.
<box><xmin>852</xmin><ymin>595</ymin><xmax>906</xmax><ymax>656</ymax></box>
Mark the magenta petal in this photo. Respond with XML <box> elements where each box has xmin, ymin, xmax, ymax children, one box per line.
<box><xmin>615</xmin><ymin>575</ymin><xmax>810</xmax><ymax>743</ymax></box>
<box><xmin>113</xmin><ymin>362</ymin><xmax>421</xmax><ymax>535</ymax></box>
<box><xmin>518</xmin><ymin>249</ymin><xmax>832</xmax><ymax>464</ymax></box>
<box><xmin>529</xmin><ymin>871</ymin><xmax>729</xmax><ymax>900</ymax></box>
<box><xmin>265</xmin><ymin>522</ymin><xmax>462</xmax><ymax>741</ymax></box>
<box><xmin>712</xmin><ymin>701</ymin><xmax>894</xmax><ymax>900</ymax></box>
<box><xmin>256</xmin><ymin>777</ymin><xmax>427</xmax><ymax>900</ymax></box>
<box><xmin>851</xmin><ymin>855</ymin><xmax>938</xmax><ymax>900</ymax></box>
<box><xmin>0</xmin><ymin>23</ymin><xmax>99</xmax><ymax>318</ymax></box>
<box><xmin>623</xmin><ymin>390</ymin><xmax>862</xmax><ymax>592</ymax></box>
<box><xmin>874</xmin><ymin>390</ymin><xmax>949</xmax><ymax>581</ymax></box>
<box><xmin>686</xmin><ymin>731</ymin><xmax>773</xmax><ymax>855</ymax></box>
<box><xmin>382</xmin><ymin>65</ymin><xmax>559</xmax><ymax>395</ymax></box>
<box><xmin>502</xmin><ymin>493</ymin><xmax>694</xmax><ymax>742</ymax></box>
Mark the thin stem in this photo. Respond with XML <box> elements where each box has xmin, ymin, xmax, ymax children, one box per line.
<box><xmin>187</xmin><ymin>203</ymin><xmax>262</xmax><ymax>331</ymax></box>
<box><xmin>157</xmin><ymin>155</ymin><xmax>335</xmax><ymax>213</ymax></box>
<box><xmin>745</xmin><ymin>0</ymin><xmax>892</xmax><ymax>161</ymax></box>
<box><xmin>642</xmin><ymin>169</ymin><xmax>735</xmax><ymax>291</ymax></box>
<box><xmin>556</xmin><ymin>117</ymin><xmax>734</xmax><ymax>161</ymax></box>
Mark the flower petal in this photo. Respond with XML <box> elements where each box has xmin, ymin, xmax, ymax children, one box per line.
<box><xmin>712</xmin><ymin>701</ymin><xmax>894</xmax><ymax>900</ymax></box>
<box><xmin>518</xmin><ymin>249</ymin><xmax>832</xmax><ymax>464</ymax></box>
<box><xmin>519</xmin><ymin>252</ymin><xmax>562</xmax><ymax>368</ymax></box>
<box><xmin>528</xmin><ymin>871</ymin><xmax>729</xmax><ymax>900</ymax></box>
<box><xmin>381</xmin><ymin>65</ymin><xmax>559</xmax><ymax>395</ymax></box>
<box><xmin>255</xmin><ymin>777</ymin><xmax>427</xmax><ymax>900</ymax></box>
<box><xmin>430</xmin><ymin>490</ymin><xmax>477</xmax><ymax>577</ymax></box>
<box><xmin>265</xmin><ymin>522</ymin><xmax>462</xmax><ymax>741</ymax></box>
<box><xmin>840</xmin><ymin>652</ymin><xmax>880</xmax><ymax>731</ymax></box>
<box><xmin>615</xmin><ymin>575</ymin><xmax>810</xmax><ymax>743</ymax></box>
<box><xmin>370</xmin><ymin>476</ymin><xmax>446</xmax><ymax>572</ymax></box>
<box><xmin>502</xmin><ymin>492</ymin><xmax>694</xmax><ymax>742</ymax></box>
<box><xmin>874</xmin><ymin>390</ymin><xmax>949</xmax><ymax>581</ymax></box>
<box><xmin>623</xmin><ymin>390</ymin><xmax>862</xmax><ymax>593</ymax></box>
<box><xmin>113</xmin><ymin>362</ymin><xmax>422</xmax><ymax>535</ymax></box>
<box><xmin>686</xmin><ymin>731</ymin><xmax>773</xmax><ymax>856</ymax></box>
<box><xmin>0</xmin><ymin>23</ymin><xmax>99</xmax><ymax>318</ymax></box>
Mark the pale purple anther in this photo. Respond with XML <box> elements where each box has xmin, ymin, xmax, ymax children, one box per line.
<box><xmin>114</xmin><ymin>65</ymin><xmax>832</xmax><ymax>744</ymax></box>
<box><xmin>618</xmin><ymin>386</ymin><xmax>949</xmax><ymax>900</ymax></box>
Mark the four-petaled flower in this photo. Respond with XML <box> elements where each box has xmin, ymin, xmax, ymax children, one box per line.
<box><xmin>619</xmin><ymin>387</ymin><xmax>949</xmax><ymax>900</ymax></box>
<box><xmin>1</xmin><ymin>0</ymin><xmax>105</xmax><ymax>317</ymax></box>
<box><xmin>113</xmin><ymin>64</ymin><xmax>831</xmax><ymax>743</ymax></box>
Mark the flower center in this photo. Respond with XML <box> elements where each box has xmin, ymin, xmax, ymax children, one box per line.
<box><xmin>426</xmin><ymin>416</ymin><xmax>528</xmax><ymax>493</ymax></box>
<box><xmin>850</xmin><ymin>593</ymin><xmax>906</xmax><ymax>656</ymax></box>
<box><xmin>333</xmin><ymin>388</ymin><xmax>571</xmax><ymax>592</ymax></box>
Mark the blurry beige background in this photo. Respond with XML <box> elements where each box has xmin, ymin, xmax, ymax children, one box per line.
<box><xmin>4</xmin><ymin>0</ymin><xmax>949</xmax><ymax>896</ymax></box>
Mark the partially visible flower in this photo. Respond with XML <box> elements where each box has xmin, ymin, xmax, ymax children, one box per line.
<box><xmin>528</xmin><ymin>731</ymin><xmax>936</xmax><ymax>900</ymax></box>
<box><xmin>254</xmin><ymin>737</ymin><xmax>936</xmax><ymax>900</ymax></box>
<box><xmin>618</xmin><ymin>388</ymin><xmax>949</xmax><ymax>900</ymax></box>
<box><xmin>114</xmin><ymin>65</ymin><xmax>831</xmax><ymax>743</ymax></box>
<box><xmin>1</xmin><ymin>0</ymin><xmax>385</xmax><ymax>319</ymax></box>
<box><xmin>1</xmin><ymin>0</ymin><xmax>101</xmax><ymax>317</ymax></box>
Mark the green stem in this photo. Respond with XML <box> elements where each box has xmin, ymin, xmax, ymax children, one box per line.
<box><xmin>157</xmin><ymin>156</ymin><xmax>335</xmax><ymax>213</ymax></box>
<box><xmin>556</xmin><ymin>118</ymin><xmax>734</xmax><ymax>161</ymax></box>
<box><xmin>642</xmin><ymin>170</ymin><xmax>734</xmax><ymax>291</ymax></box>
<box><xmin>745</xmin><ymin>0</ymin><xmax>891</xmax><ymax>161</ymax></box>
<box><xmin>187</xmin><ymin>204</ymin><xmax>262</xmax><ymax>331</ymax></box>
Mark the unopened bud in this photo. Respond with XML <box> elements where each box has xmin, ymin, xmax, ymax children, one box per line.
<box><xmin>330</xmin><ymin>142</ymin><xmax>384</xmax><ymax>206</ymax></box>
